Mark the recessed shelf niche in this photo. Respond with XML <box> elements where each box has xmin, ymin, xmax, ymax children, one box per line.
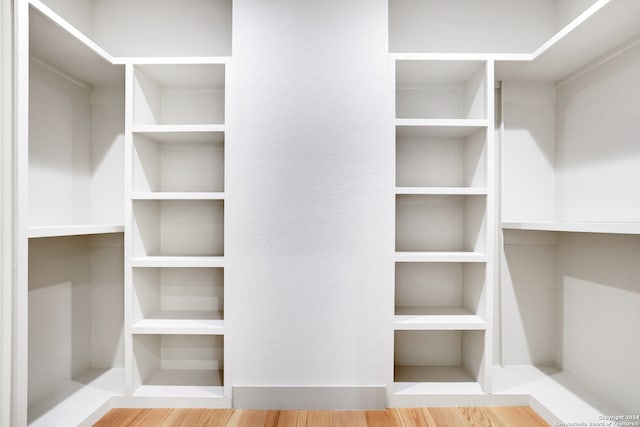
<box><xmin>396</xmin><ymin>60</ymin><xmax>486</xmax><ymax>120</ymax></box>
<box><xmin>133</xmin><ymin>64</ymin><xmax>225</xmax><ymax>126</ymax></box>
<box><xmin>132</xmin><ymin>200</ymin><xmax>224</xmax><ymax>258</ymax></box>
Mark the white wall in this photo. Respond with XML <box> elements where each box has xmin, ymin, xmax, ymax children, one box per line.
<box><xmin>555</xmin><ymin>42</ymin><xmax>640</xmax><ymax>222</ymax></box>
<box><xmin>227</xmin><ymin>0</ymin><xmax>393</xmax><ymax>402</ymax></box>
<box><xmin>501</xmin><ymin>81</ymin><xmax>556</xmax><ymax>222</ymax></box>
<box><xmin>389</xmin><ymin>0</ymin><xmax>557</xmax><ymax>53</ymax></box>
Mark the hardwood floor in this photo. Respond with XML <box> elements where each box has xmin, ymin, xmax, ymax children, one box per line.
<box><xmin>94</xmin><ymin>406</ymin><xmax>550</xmax><ymax>426</ymax></box>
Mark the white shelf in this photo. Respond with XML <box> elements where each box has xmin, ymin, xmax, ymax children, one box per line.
<box><xmin>393</xmin><ymin>367</ymin><xmax>484</xmax><ymax>395</ymax></box>
<box><xmin>28</xmin><ymin>224</ymin><xmax>124</xmax><ymax>238</ymax></box>
<box><xmin>396</xmin><ymin>187</ymin><xmax>488</xmax><ymax>196</ymax></box>
<box><xmin>493</xmin><ymin>365</ymin><xmax>622</xmax><ymax>424</ymax></box>
<box><xmin>117</xmin><ymin>57</ymin><xmax>231</xmax><ymax>65</ymax></box>
<box><xmin>394</xmin><ymin>307</ymin><xmax>486</xmax><ymax>330</ymax></box>
<box><xmin>395</xmin><ymin>119</ymin><xmax>488</xmax><ymax>128</ymax></box>
<box><xmin>502</xmin><ymin>221</ymin><xmax>640</xmax><ymax>235</ymax></box>
<box><xmin>132</xmin><ymin>125</ymin><xmax>226</xmax><ymax>134</ymax></box>
<box><xmin>27</xmin><ymin>368</ymin><xmax>123</xmax><ymax>427</ymax></box>
<box><xmin>132</xmin><ymin>319</ymin><xmax>223</xmax><ymax>335</ymax></box>
<box><xmin>131</xmin><ymin>256</ymin><xmax>225</xmax><ymax>268</ymax></box>
<box><xmin>395</xmin><ymin>252</ymin><xmax>487</xmax><ymax>263</ymax></box>
<box><xmin>132</xmin><ymin>192</ymin><xmax>225</xmax><ymax>200</ymax></box>
<box><xmin>135</xmin><ymin>369</ymin><xmax>224</xmax><ymax>395</ymax></box>
<box><xmin>134</xmin><ymin>384</ymin><xmax>225</xmax><ymax>399</ymax></box>
<box><xmin>29</xmin><ymin>1</ymin><xmax>121</xmax><ymax>86</ymax></box>
<box><xmin>496</xmin><ymin>0</ymin><xmax>640</xmax><ymax>81</ymax></box>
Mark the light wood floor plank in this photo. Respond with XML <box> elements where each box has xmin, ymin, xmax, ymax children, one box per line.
<box><xmin>94</xmin><ymin>406</ymin><xmax>550</xmax><ymax>427</ymax></box>
<box><xmin>332</xmin><ymin>410</ymin><xmax>368</xmax><ymax>427</ymax></box>
<box><xmin>485</xmin><ymin>406</ymin><xmax>550</xmax><ymax>427</ymax></box>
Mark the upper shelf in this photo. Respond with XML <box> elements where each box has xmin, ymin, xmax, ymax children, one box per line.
<box><xmin>29</xmin><ymin>1</ymin><xmax>122</xmax><ymax>86</ymax></box>
<box><xmin>502</xmin><ymin>222</ymin><xmax>640</xmax><ymax>235</ymax></box>
<box><xmin>496</xmin><ymin>0</ymin><xmax>640</xmax><ymax>81</ymax></box>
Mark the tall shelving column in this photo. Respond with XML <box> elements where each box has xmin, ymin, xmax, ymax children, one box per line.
<box><xmin>124</xmin><ymin>61</ymin><xmax>230</xmax><ymax>404</ymax></box>
<box><xmin>390</xmin><ymin>56</ymin><xmax>495</xmax><ymax>405</ymax></box>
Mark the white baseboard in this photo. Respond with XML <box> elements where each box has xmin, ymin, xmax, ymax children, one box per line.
<box><xmin>233</xmin><ymin>385</ymin><xmax>387</xmax><ymax>410</ymax></box>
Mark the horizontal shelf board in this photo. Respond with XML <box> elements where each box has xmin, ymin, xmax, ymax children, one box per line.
<box><xmin>28</xmin><ymin>224</ymin><xmax>124</xmax><ymax>238</ymax></box>
<box><xmin>132</xmin><ymin>317</ymin><xmax>224</xmax><ymax>335</ymax></box>
<box><xmin>396</xmin><ymin>124</ymin><xmax>486</xmax><ymax>139</ymax></box>
<box><xmin>395</xmin><ymin>252</ymin><xmax>487</xmax><ymax>263</ymax></box>
<box><xmin>394</xmin><ymin>307</ymin><xmax>486</xmax><ymax>330</ymax></box>
<box><xmin>395</xmin><ymin>119</ymin><xmax>489</xmax><ymax>128</ymax></box>
<box><xmin>134</xmin><ymin>385</ymin><xmax>225</xmax><ymax>399</ymax></box>
<box><xmin>502</xmin><ymin>221</ymin><xmax>640</xmax><ymax>235</ymax></box>
<box><xmin>29</xmin><ymin>1</ymin><xmax>121</xmax><ymax>86</ymax></box>
<box><xmin>27</xmin><ymin>368</ymin><xmax>123</xmax><ymax>426</ymax></box>
<box><xmin>391</xmin><ymin>52</ymin><xmax>525</xmax><ymax>61</ymax></box>
<box><xmin>138</xmin><ymin>369</ymin><xmax>223</xmax><ymax>391</ymax></box>
<box><xmin>493</xmin><ymin>365</ymin><xmax>621</xmax><ymax>422</ymax></box>
<box><xmin>496</xmin><ymin>0</ymin><xmax>640</xmax><ymax>81</ymax></box>
<box><xmin>132</xmin><ymin>124</ymin><xmax>226</xmax><ymax>134</ymax></box>
<box><xmin>131</xmin><ymin>256</ymin><xmax>225</xmax><ymax>268</ymax></box>
<box><xmin>131</xmin><ymin>192</ymin><xmax>225</xmax><ymax>200</ymax></box>
<box><xmin>133</xmin><ymin>130</ymin><xmax>224</xmax><ymax>144</ymax></box>
<box><xmin>396</xmin><ymin>187</ymin><xmax>488</xmax><ymax>196</ymax></box>
<box><xmin>394</xmin><ymin>366</ymin><xmax>483</xmax><ymax>395</ymax></box>
<box><xmin>114</xmin><ymin>57</ymin><xmax>230</xmax><ymax>65</ymax></box>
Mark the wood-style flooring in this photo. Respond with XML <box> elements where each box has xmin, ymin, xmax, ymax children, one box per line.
<box><xmin>94</xmin><ymin>406</ymin><xmax>550</xmax><ymax>426</ymax></box>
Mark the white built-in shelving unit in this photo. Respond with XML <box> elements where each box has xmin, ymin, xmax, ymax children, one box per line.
<box><xmin>16</xmin><ymin>0</ymin><xmax>231</xmax><ymax>425</ymax></box>
<box><xmin>127</xmin><ymin>60</ymin><xmax>228</xmax><ymax>403</ymax></box>
<box><xmin>11</xmin><ymin>0</ymin><xmax>640</xmax><ymax>425</ymax></box>
<box><xmin>391</xmin><ymin>57</ymin><xmax>495</xmax><ymax>404</ymax></box>
<box><xmin>389</xmin><ymin>0</ymin><xmax>640</xmax><ymax>423</ymax></box>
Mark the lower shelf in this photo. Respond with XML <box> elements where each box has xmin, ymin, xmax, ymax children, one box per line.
<box><xmin>493</xmin><ymin>365</ymin><xmax>622</xmax><ymax>424</ymax></box>
<box><xmin>393</xmin><ymin>366</ymin><xmax>484</xmax><ymax>396</ymax></box>
<box><xmin>28</xmin><ymin>368</ymin><xmax>123</xmax><ymax>427</ymax></box>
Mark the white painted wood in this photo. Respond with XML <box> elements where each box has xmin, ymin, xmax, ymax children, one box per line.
<box><xmin>27</xmin><ymin>235</ymin><xmax>124</xmax><ymax>422</ymax></box>
<box><xmin>27</xmin><ymin>368</ymin><xmax>124</xmax><ymax>427</ymax></box>
<box><xmin>133</xmin><ymin>64</ymin><xmax>225</xmax><ymax>126</ymax></box>
<box><xmin>132</xmin><ymin>334</ymin><xmax>223</xmax><ymax>391</ymax></box>
<box><xmin>15</xmin><ymin>0</ymin><xmax>30</xmax><ymax>423</ymax></box>
<box><xmin>132</xmin><ymin>124</ymin><xmax>226</xmax><ymax>133</ymax></box>
<box><xmin>395</xmin><ymin>188</ymin><xmax>488</xmax><ymax>195</ymax></box>
<box><xmin>395</xmin><ymin>252</ymin><xmax>487</xmax><ymax>263</ymax></box>
<box><xmin>498</xmin><ymin>0</ymin><xmax>640</xmax><ymax>81</ymax></box>
<box><xmin>396</xmin><ymin>60</ymin><xmax>486</xmax><ymax>120</ymax></box>
<box><xmin>395</xmin><ymin>262</ymin><xmax>486</xmax><ymax>318</ymax></box>
<box><xmin>503</xmin><ymin>221</ymin><xmax>640</xmax><ymax>234</ymax></box>
<box><xmin>132</xmin><ymin>319</ymin><xmax>224</xmax><ymax>335</ymax></box>
<box><xmin>392</xmin><ymin>373</ymin><xmax>484</xmax><ymax>395</ymax></box>
<box><xmin>396</xmin><ymin>126</ymin><xmax>487</xmax><ymax>189</ymax></box>
<box><xmin>133</xmin><ymin>131</ymin><xmax>224</xmax><ymax>193</ymax></box>
<box><xmin>0</xmin><ymin>0</ymin><xmax>13</xmax><ymax>423</ymax></box>
<box><xmin>394</xmin><ymin>310</ymin><xmax>486</xmax><ymax>330</ymax></box>
<box><xmin>500</xmin><ymin>81</ymin><xmax>556</xmax><ymax>223</ymax></box>
<box><xmin>132</xmin><ymin>193</ymin><xmax>225</xmax><ymax>201</ymax></box>
<box><xmin>131</xmin><ymin>257</ymin><xmax>225</xmax><ymax>268</ymax></box>
<box><xmin>132</xmin><ymin>200</ymin><xmax>224</xmax><ymax>257</ymax></box>
<box><xmin>233</xmin><ymin>386</ymin><xmax>386</xmax><ymax>410</ymax></box>
<box><xmin>395</xmin><ymin>118</ymin><xmax>488</xmax><ymax>127</ymax></box>
<box><xmin>28</xmin><ymin>1</ymin><xmax>119</xmax><ymax>85</ymax></box>
<box><xmin>396</xmin><ymin>195</ymin><xmax>486</xmax><ymax>253</ymax></box>
<box><xmin>394</xmin><ymin>330</ymin><xmax>485</xmax><ymax>383</ymax></box>
<box><xmin>493</xmin><ymin>365</ymin><xmax>622</xmax><ymax>424</ymax></box>
<box><xmin>28</xmin><ymin>225</ymin><xmax>124</xmax><ymax>238</ymax></box>
<box><xmin>28</xmin><ymin>59</ymin><xmax>124</xmax><ymax>228</ymax></box>
<box><xmin>132</xmin><ymin>385</ymin><xmax>226</xmax><ymax>399</ymax></box>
